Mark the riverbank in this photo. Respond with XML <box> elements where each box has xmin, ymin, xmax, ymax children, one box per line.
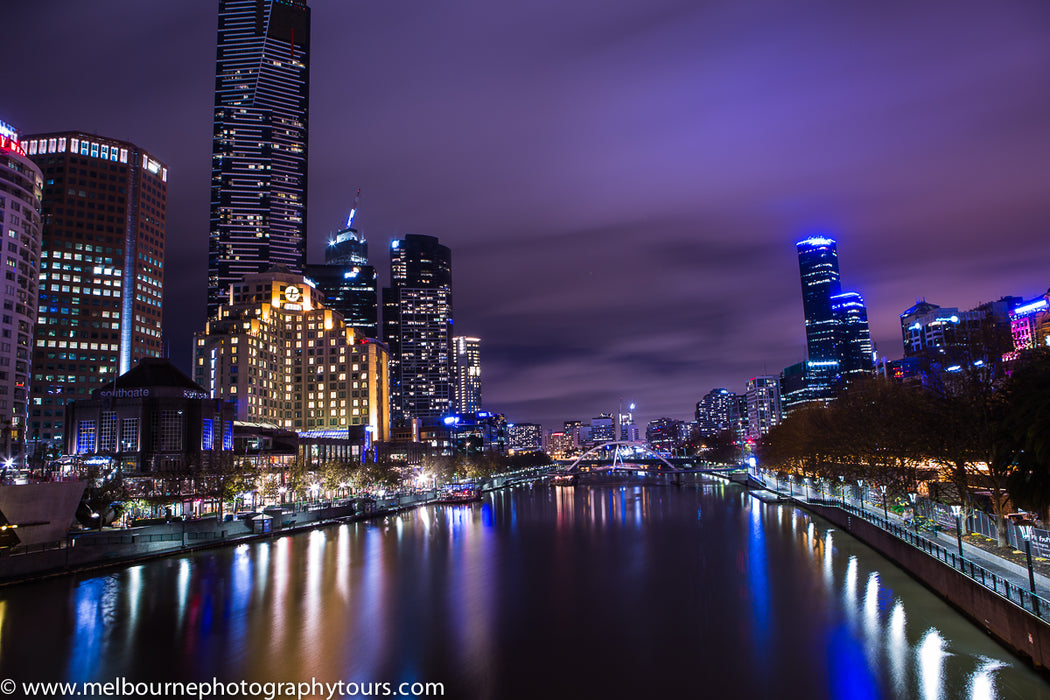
<box><xmin>729</xmin><ymin>471</ymin><xmax>1050</xmax><ymax>677</ymax></box>
<box><xmin>0</xmin><ymin>468</ymin><xmax>554</xmax><ymax>586</ymax></box>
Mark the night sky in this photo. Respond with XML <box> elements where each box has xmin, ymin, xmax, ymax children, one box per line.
<box><xmin>6</xmin><ymin>1</ymin><xmax>1050</xmax><ymax>432</ymax></box>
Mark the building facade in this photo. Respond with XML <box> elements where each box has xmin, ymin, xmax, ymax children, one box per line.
<box><xmin>208</xmin><ymin>0</ymin><xmax>311</xmax><ymax>318</ymax></box>
<box><xmin>304</xmin><ymin>211</ymin><xmax>378</xmax><ymax>339</ymax></box>
<box><xmin>745</xmin><ymin>375</ymin><xmax>781</xmax><ymax>440</ymax></box>
<box><xmin>0</xmin><ymin>122</ymin><xmax>43</xmax><ymax>462</ymax></box>
<box><xmin>795</xmin><ymin>236</ymin><xmax>873</xmax><ymax>393</ymax></box>
<box><xmin>25</xmin><ymin>131</ymin><xmax>167</xmax><ymax>451</ymax></box>
<box><xmin>507</xmin><ymin>422</ymin><xmax>542</xmax><ymax>453</ymax></box>
<box><xmin>695</xmin><ymin>388</ymin><xmax>735</xmax><ymax>438</ymax></box>
<box><xmin>645</xmin><ymin>418</ymin><xmax>685</xmax><ymax>453</ymax></box>
<box><xmin>902</xmin><ymin>297</ymin><xmax>1019</xmax><ymax>366</ymax></box>
<box><xmin>64</xmin><ymin>358</ymin><xmax>236</xmax><ymax>474</ymax></box>
<box><xmin>382</xmin><ymin>235</ymin><xmax>454</xmax><ymax>421</ymax></box>
<box><xmin>194</xmin><ymin>268</ymin><xmax>389</xmax><ymax>441</ymax></box>
<box><xmin>453</xmin><ymin>336</ymin><xmax>481</xmax><ymax>414</ymax></box>
<box><xmin>1008</xmin><ymin>292</ymin><xmax>1050</xmax><ymax>355</ymax></box>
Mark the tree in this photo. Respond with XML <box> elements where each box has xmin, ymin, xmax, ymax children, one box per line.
<box><xmin>1000</xmin><ymin>349</ymin><xmax>1050</xmax><ymax>522</ymax></box>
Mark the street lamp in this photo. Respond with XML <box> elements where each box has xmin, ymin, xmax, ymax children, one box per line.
<box><xmin>908</xmin><ymin>492</ymin><xmax>918</xmax><ymax>532</ymax></box>
<box><xmin>838</xmin><ymin>475</ymin><xmax>845</xmax><ymax>505</ymax></box>
<box><xmin>878</xmin><ymin>484</ymin><xmax>888</xmax><ymax>522</ymax></box>
<box><xmin>856</xmin><ymin>480</ymin><xmax>865</xmax><ymax>511</ymax></box>
<box><xmin>1017</xmin><ymin>521</ymin><xmax>1039</xmax><ymax>610</ymax></box>
<box><xmin>803</xmin><ymin>477</ymin><xmax>810</xmax><ymax>501</ymax></box>
<box><xmin>950</xmin><ymin>504</ymin><xmax>964</xmax><ymax>561</ymax></box>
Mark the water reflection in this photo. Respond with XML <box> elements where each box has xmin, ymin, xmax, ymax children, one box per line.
<box><xmin>0</xmin><ymin>481</ymin><xmax>1045</xmax><ymax>700</ymax></box>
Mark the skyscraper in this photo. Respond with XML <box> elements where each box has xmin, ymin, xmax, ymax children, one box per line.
<box><xmin>304</xmin><ymin>208</ymin><xmax>378</xmax><ymax>338</ymax></box>
<box><xmin>383</xmin><ymin>235</ymin><xmax>453</xmax><ymax>421</ymax></box>
<box><xmin>453</xmin><ymin>336</ymin><xmax>481</xmax><ymax>413</ymax></box>
<box><xmin>695</xmin><ymin>388</ymin><xmax>735</xmax><ymax>438</ymax></box>
<box><xmin>24</xmin><ymin>131</ymin><xmax>167</xmax><ymax>449</ymax></box>
<box><xmin>745</xmin><ymin>375</ymin><xmax>781</xmax><ymax>440</ymax></box>
<box><xmin>208</xmin><ymin>0</ymin><xmax>311</xmax><ymax>318</ymax></box>
<box><xmin>0</xmin><ymin>122</ymin><xmax>43</xmax><ymax>462</ymax></box>
<box><xmin>795</xmin><ymin>236</ymin><xmax>873</xmax><ymax>394</ymax></box>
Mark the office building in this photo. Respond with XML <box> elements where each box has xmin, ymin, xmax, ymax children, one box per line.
<box><xmin>745</xmin><ymin>375</ymin><xmax>781</xmax><ymax>440</ymax></box>
<box><xmin>547</xmin><ymin>431</ymin><xmax>574</xmax><ymax>458</ymax></box>
<box><xmin>901</xmin><ymin>297</ymin><xmax>1019</xmax><ymax>365</ymax></box>
<box><xmin>795</xmin><ymin>236</ymin><xmax>873</xmax><ymax>394</ymax></box>
<box><xmin>24</xmin><ymin>131</ymin><xmax>167</xmax><ymax>451</ymax></box>
<box><xmin>453</xmin><ymin>336</ymin><xmax>481</xmax><ymax>413</ymax></box>
<box><xmin>1008</xmin><ymin>291</ymin><xmax>1050</xmax><ymax>355</ymax></box>
<box><xmin>194</xmin><ymin>267</ymin><xmax>389</xmax><ymax>441</ymax></box>
<box><xmin>208</xmin><ymin>0</ymin><xmax>311</xmax><ymax>317</ymax></box>
<box><xmin>444</xmin><ymin>411</ymin><xmax>506</xmax><ymax>455</ymax></box>
<box><xmin>0</xmin><ymin>122</ymin><xmax>43</xmax><ymax>462</ymax></box>
<box><xmin>304</xmin><ymin>208</ymin><xmax>378</xmax><ymax>338</ymax></box>
<box><xmin>508</xmin><ymin>423</ymin><xmax>542</xmax><ymax>453</ymax></box>
<box><xmin>646</xmin><ymin>418</ymin><xmax>685</xmax><ymax>452</ymax></box>
<box><xmin>382</xmin><ymin>234</ymin><xmax>453</xmax><ymax>421</ymax></box>
<box><xmin>589</xmin><ymin>414</ymin><xmax>615</xmax><ymax>445</ymax></box>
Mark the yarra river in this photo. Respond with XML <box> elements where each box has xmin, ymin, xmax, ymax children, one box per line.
<box><xmin>1</xmin><ymin>477</ymin><xmax>1049</xmax><ymax>699</ymax></box>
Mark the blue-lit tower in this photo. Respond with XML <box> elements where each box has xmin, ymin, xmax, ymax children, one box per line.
<box><xmin>304</xmin><ymin>203</ymin><xmax>378</xmax><ymax>338</ymax></box>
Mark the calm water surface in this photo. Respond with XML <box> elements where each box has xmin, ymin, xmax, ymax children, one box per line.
<box><xmin>1</xmin><ymin>477</ymin><xmax>1048</xmax><ymax>699</ymax></box>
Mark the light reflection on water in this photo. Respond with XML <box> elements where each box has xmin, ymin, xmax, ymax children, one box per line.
<box><xmin>0</xmin><ymin>481</ymin><xmax>1046</xmax><ymax>699</ymax></box>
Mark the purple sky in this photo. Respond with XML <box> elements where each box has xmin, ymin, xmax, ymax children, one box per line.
<box><xmin>6</xmin><ymin>0</ymin><xmax>1050</xmax><ymax>432</ymax></box>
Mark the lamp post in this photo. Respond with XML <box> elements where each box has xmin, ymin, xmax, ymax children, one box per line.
<box><xmin>803</xmin><ymin>477</ymin><xmax>810</xmax><ymax>501</ymax></box>
<box><xmin>950</xmin><ymin>504</ymin><xmax>964</xmax><ymax>561</ymax></box>
<box><xmin>788</xmin><ymin>475</ymin><xmax>795</xmax><ymax>499</ymax></box>
<box><xmin>1018</xmin><ymin>522</ymin><xmax>1039</xmax><ymax>610</ymax></box>
<box><xmin>878</xmin><ymin>484</ymin><xmax>888</xmax><ymax>522</ymax></box>
<box><xmin>908</xmin><ymin>492</ymin><xmax>918</xmax><ymax>532</ymax></box>
<box><xmin>837</xmin><ymin>475</ymin><xmax>845</xmax><ymax>506</ymax></box>
<box><xmin>856</xmin><ymin>480</ymin><xmax>865</xmax><ymax>511</ymax></box>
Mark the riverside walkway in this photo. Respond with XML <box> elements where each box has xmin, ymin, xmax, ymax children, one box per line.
<box><xmin>749</xmin><ymin>470</ymin><xmax>1050</xmax><ymax>623</ymax></box>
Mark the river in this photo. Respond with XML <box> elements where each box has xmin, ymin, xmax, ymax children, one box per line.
<box><xmin>0</xmin><ymin>476</ymin><xmax>1047</xmax><ymax>699</ymax></box>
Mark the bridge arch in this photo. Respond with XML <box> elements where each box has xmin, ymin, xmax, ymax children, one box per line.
<box><xmin>567</xmin><ymin>441</ymin><xmax>677</xmax><ymax>472</ymax></box>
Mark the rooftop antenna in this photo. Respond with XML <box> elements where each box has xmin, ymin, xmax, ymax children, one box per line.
<box><xmin>346</xmin><ymin>188</ymin><xmax>361</xmax><ymax>229</ymax></box>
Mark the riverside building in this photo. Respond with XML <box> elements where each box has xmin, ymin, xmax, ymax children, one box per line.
<box><xmin>24</xmin><ymin>130</ymin><xmax>167</xmax><ymax>453</ymax></box>
<box><xmin>194</xmin><ymin>267</ymin><xmax>389</xmax><ymax>442</ymax></box>
<box><xmin>0</xmin><ymin>121</ymin><xmax>43</xmax><ymax>462</ymax></box>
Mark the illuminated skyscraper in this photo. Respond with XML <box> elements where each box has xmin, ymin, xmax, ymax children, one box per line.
<box><xmin>453</xmin><ymin>336</ymin><xmax>481</xmax><ymax>413</ymax></box>
<box><xmin>24</xmin><ymin>131</ymin><xmax>167</xmax><ymax>449</ymax></box>
<box><xmin>795</xmin><ymin>236</ymin><xmax>872</xmax><ymax>394</ymax></box>
<box><xmin>305</xmin><ymin>207</ymin><xmax>378</xmax><ymax>338</ymax></box>
<box><xmin>0</xmin><ymin>122</ymin><xmax>42</xmax><ymax>462</ymax></box>
<box><xmin>208</xmin><ymin>0</ymin><xmax>311</xmax><ymax>318</ymax></box>
<box><xmin>194</xmin><ymin>267</ymin><xmax>389</xmax><ymax>441</ymax></box>
<box><xmin>745</xmin><ymin>375</ymin><xmax>781</xmax><ymax>440</ymax></box>
<box><xmin>695</xmin><ymin>388</ymin><xmax>735</xmax><ymax>438</ymax></box>
<box><xmin>382</xmin><ymin>235</ymin><xmax>453</xmax><ymax>421</ymax></box>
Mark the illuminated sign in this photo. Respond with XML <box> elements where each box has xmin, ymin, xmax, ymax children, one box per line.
<box><xmin>0</xmin><ymin>120</ymin><xmax>17</xmax><ymax>140</ymax></box>
<box><xmin>344</xmin><ymin>267</ymin><xmax>360</xmax><ymax>279</ymax></box>
<box><xmin>0</xmin><ymin>134</ymin><xmax>26</xmax><ymax>157</ymax></box>
<box><xmin>1014</xmin><ymin>299</ymin><xmax>1049</xmax><ymax>317</ymax></box>
<box><xmin>284</xmin><ymin>285</ymin><xmax>301</xmax><ymax>303</ymax></box>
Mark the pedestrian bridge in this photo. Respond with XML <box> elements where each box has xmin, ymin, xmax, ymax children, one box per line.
<box><xmin>566</xmin><ymin>441</ymin><xmax>682</xmax><ymax>473</ymax></box>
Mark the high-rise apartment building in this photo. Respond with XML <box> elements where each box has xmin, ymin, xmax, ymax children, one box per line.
<box><xmin>795</xmin><ymin>236</ymin><xmax>873</xmax><ymax>394</ymax></box>
<box><xmin>304</xmin><ymin>210</ymin><xmax>378</xmax><ymax>338</ymax></box>
<box><xmin>382</xmin><ymin>234</ymin><xmax>453</xmax><ymax>421</ymax></box>
<box><xmin>453</xmin><ymin>336</ymin><xmax>481</xmax><ymax>413</ymax></box>
<box><xmin>695</xmin><ymin>388</ymin><xmax>735</xmax><ymax>438</ymax></box>
<box><xmin>745</xmin><ymin>375</ymin><xmax>781</xmax><ymax>440</ymax></box>
<box><xmin>0</xmin><ymin>122</ymin><xmax>43</xmax><ymax>461</ymax></box>
<box><xmin>194</xmin><ymin>267</ymin><xmax>389</xmax><ymax>441</ymax></box>
<box><xmin>208</xmin><ymin>0</ymin><xmax>311</xmax><ymax>318</ymax></box>
<box><xmin>24</xmin><ymin>131</ymin><xmax>167</xmax><ymax>449</ymax></box>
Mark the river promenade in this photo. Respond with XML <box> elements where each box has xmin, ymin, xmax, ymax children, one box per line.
<box><xmin>742</xmin><ymin>468</ymin><xmax>1050</xmax><ymax>676</ymax></box>
<box><xmin>0</xmin><ymin>467</ymin><xmax>553</xmax><ymax>585</ymax></box>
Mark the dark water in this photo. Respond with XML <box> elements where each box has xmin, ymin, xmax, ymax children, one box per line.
<box><xmin>1</xmin><ymin>477</ymin><xmax>1048</xmax><ymax>699</ymax></box>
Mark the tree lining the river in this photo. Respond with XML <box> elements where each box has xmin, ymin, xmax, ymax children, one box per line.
<box><xmin>757</xmin><ymin>349</ymin><xmax>1050</xmax><ymax>546</ymax></box>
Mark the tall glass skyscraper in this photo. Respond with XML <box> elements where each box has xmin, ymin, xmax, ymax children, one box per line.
<box><xmin>208</xmin><ymin>0</ymin><xmax>311</xmax><ymax>318</ymax></box>
<box><xmin>382</xmin><ymin>235</ymin><xmax>454</xmax><ymax>421</ymax></box>
<box><xmin>795</xmin><ymin>236</ymin><xmax>872</xmax><ymax>395</ymax></box>
<box><xmin>304</xmin><ymin>209</ymin><xmax>378</xmax><ymax>339</ymax></box>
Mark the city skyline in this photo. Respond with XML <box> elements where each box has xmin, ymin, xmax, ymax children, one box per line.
<box><xmin>6</xmin><ymin>0</ymin><xmax>1050</xmax><ymax>431</ymax></box>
